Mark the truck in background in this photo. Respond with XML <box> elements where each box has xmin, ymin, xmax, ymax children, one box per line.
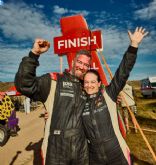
<box><xmin>141</xmin><ymin>76</ymin><xmax>156</xmax><ymax>98</ymax></box>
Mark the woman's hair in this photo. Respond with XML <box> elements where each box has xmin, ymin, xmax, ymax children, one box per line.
<box><xmin>84</xmin><ymin>69</ymin><xmax>101</xmax><ymax>82</ymax></box>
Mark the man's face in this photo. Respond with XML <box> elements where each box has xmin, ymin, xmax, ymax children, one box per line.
<box><xmin>73</xmin><ymin>54</ymin><xmax>91</xmax><ymax>79</ymax></box>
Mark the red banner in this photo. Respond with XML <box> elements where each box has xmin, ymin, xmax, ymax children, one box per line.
<box><xmin>54</xmin><ymin>30</ymin><xmax>103</xmax><ymax>54</ymax></box>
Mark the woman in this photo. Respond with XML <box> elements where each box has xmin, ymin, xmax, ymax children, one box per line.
<box><xmin>82</xmin><ymin>69</ymin><xmax>131</xmax><ymax>165</ymax></box>
<box><xmin>82</xmin><ymin>27</ymin><xmax>148</xmax><ymax>165</ymax></box>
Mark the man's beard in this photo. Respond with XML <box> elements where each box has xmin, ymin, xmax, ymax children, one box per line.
<box><xmin>74</xmin><ymin>67</ymin><xmax>86</xmax><ymax>79</ymax></box>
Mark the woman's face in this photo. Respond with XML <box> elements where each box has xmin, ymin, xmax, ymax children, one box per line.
<box><xmin>84</xmin><ymin>72</ymin><xmax>101</xmax><ymax>95</ymax></box>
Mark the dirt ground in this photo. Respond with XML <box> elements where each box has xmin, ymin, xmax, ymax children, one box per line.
<box><xmin>0</xmin><ymin>105</ymin><xmax>156</xmax><ymax>165</ymax></box>
<box><xmin>0</xmin><ymin>107</ymin><xmax>45</xmax><ymax>165</ymax></box>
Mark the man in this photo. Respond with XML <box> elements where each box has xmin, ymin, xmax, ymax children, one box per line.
<box><xmin>121</xmin><ymin>84</ymin><xmax>138</xmax><ymax>133</ymax></box>
<box><xmin>23</xmin><ymin>96</ymin><xmax>31</xmax><ymax>114</ymax></box>
<box><xmin>15</xmin><ymin>39</ymin><xmax>91</xmax><ymax>165</ymax></box>
<box><xmin>15</xmin><ymin>27</ymin><xmax>148</xmax><ymax>165</ymax></box>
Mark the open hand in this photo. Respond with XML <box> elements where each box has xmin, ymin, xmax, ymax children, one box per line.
<box><xmin>128</xmin><ymin>27</ymin><xmax>149</xmax><ymax>48</ymax></box>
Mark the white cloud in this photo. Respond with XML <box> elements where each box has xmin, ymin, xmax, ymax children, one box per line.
<box><xmin>0</xmin><ymin>1</ymin><xmax>155</xmax><ymax>82</ymax></box>
<box><xmin>134</xmin><ymin>0</ymin><xmax>156</xmax><ymax>20</ymax></box>
<box><xmin>0</xmin><ymin>43</ymin><xmax>63</xmax><ymax>82</ymax></box>
<box><xmin>130</xmin><ymin>69</ymin><xmax>156</xmax><ymax>80</ymax></box>
<box><xmin>94</xmin><ymin>25</ymin><xmax>156</xmax><ymax>81</ymax></box>
<box><xmin>34</xmin><ymin>3</ymin><xmax>44</xmax><ymax>9</ymax></box>
<box><xmin>69</xmin><ymin>9</ymin><xmax>89</xmax><ymax>16</ymax></box>
<box><xmin>53</xmin><ymin>5</ymin><xmax>68</xmax><ymax>15</ymax></box>
<box><xmin>102</xmin><ymin>28</ymin><xmax>128</xmax><ymax>58</ymax></box>
<box><xmin>135</xmin><ymin>61</ymin><xmax>156</xmax><ymax>68</ymax></box>
<box><xmin>53</xmin><ymin>5</ymin><xmax>89</xmax><ymax>16</ymax></box>
<box><xmin>0</xmin><ymin>2</ymin><xmax>60</xmax><ymax>41</ymax></box>
<box><xmin>93</xmin><ymin>11</ymin><xmax>109</xmax><ymax>24</ymax></box>
<box><xmin>0</xmin><ymin>2</ymin><xmax>64</xmax><ymax>82</ymax></box>
<box><xmin>91</xmin><ymin>24</ymin><xmax>156</xmax><ymax>61</ymax></box>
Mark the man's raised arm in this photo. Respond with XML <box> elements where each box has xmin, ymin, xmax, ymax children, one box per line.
<box><xmin>15</xmin><ymin>39</ymin><xmax>51</xmax><ymax>102</ymax></box>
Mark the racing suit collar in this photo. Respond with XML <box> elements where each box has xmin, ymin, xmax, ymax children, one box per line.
<box><xmin>64</xmin><ymin>70</ymin><xmax>81</xmax><ymax>83</ymax></box>
<box><xmin>87</xmin><ymin>87</ymin><xmax>104</xmax><ymax>99</ymax></box>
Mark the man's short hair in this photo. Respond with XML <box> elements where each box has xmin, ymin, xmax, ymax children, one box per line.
<box><xmin>76</xmin><ymin>49</ymin><xmax>92</xmax><ymax>59</ymax></box>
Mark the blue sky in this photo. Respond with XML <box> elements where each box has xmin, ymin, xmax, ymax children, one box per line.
<box><xmin>0</xmin><ymin>0</ymin><xmax>156</xmax><ymax>82</ymax></box>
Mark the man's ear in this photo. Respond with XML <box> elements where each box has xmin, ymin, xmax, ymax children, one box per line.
<box><xmin>72</xmin><ymin>60</ymin><xmax>74</xmax><ymax>67</ymax></box>
<box><xmin>98</xmin><ymin>81</ymin><xmax>101</xmax><ymax>87</ymax></box>
<box><xmin>70</xmin><ymin>59</ymin><xmax>76</xmax><ymax>74</ymax></box>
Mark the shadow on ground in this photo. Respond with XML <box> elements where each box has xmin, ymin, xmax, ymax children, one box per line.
<box><xmin>25</xmin><ymin>138</ymin><xmax>43</xmax><ymax>165</ymax></box>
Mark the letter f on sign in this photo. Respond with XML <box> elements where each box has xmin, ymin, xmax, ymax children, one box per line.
<box><xmin>58</xmin><ymin>40</ymin><xmax>64</xmax><ymax>49</ymax></box>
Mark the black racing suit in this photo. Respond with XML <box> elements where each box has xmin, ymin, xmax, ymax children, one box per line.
<box><xmin>82</xmin><ymin>46</ymin><xmax>138</xmax><ymax>165</ymax></box>
<box><xmin>15</xmin><ymin>51</ymin><xmax>88</xmax><ymax>165</ymax></box>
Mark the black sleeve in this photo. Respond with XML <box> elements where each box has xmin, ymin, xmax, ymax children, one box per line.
<box><xmin>14</xmin><ymin>51</ymin><xmax>51</xmax><ymax>103</ymax></box>
<box><xmin>106</xmin><ymin>46</ymin><xmax>138</xmax><ymax>102</ymax></box>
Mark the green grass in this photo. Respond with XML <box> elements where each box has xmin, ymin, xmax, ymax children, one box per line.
<box><xmin>126</xmin><ymin>81</ymin><xmax>156</xmax><ymax>165</ymax></box>
<box><xmin>126</xmin><ymin>131</ymin><xmax>156</xmax><ymax>165</ymax></box>
<box><xmin>128</xmin><ymin>80</ymin><xmax>156</xmax><ymax>120</ymax></box>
